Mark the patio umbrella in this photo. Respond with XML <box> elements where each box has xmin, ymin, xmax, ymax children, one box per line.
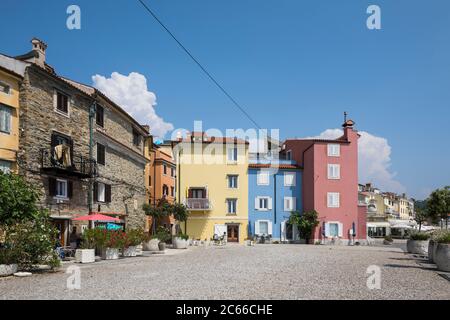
<box><xmin>352</xmin><ymin>222</ymin><xmax>356</xmax><ymax>236</ymax></box>
<box><xmin>72</xmin><ymin>213</ymin><xmax>120</xmax><ymax>222</ymax></box>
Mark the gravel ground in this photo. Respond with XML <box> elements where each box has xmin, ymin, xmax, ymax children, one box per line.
<box><xmin>0</xmin><ymin>244</ymin><xmax>449</xmax><ymax>300</ymax></box>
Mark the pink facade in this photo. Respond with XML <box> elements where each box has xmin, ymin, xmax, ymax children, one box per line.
<box><xmin>283</xmin><ymin>120</ymin><xmax>366</xmax><ymax>243</ymax></box>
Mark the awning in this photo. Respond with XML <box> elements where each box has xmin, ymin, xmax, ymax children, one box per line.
<box><xmin>367</xmin><ymin>222</ymin><xmax>391</xmax><ymax>228</ymax></box>
<box><xmin>72</xmin><ymin>214</ymin><xmax>120</xmax><ymax>222</ymax></box>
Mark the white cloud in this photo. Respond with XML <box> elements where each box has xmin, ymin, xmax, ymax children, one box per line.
<box><xmin>310</xmin><ymin>129</ymin><xmax>406</xmax><ymax>194</ymax></box>
<box><xmin>92</xmin><ymin>72</ymin><xmax>174</xmax><ymax>138</ymax></box>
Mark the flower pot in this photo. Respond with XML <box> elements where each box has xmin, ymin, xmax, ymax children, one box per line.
<box><xmin>135</xmin><ymin>244</ymin><xmax>143</xmax><ymax>256</ymax></box>
<box><xmin>0</xmin><ymin>264</ymin><xmax>18</xmax><ymax>277</ymax></box>
<box><xmin>123</xmin><ymin>246</ymin><xmax>137</xmax><ymax>257</ymax></box>
<box><xmin>101</xmin><ymin>248</ymin><xmax>120</xmax><ymax>260</ymax></box>
<box><xmin>143</xmin><ymin>239</ymin><xmax>160</xmax><ymax>252</ymax></box>
<box><xmin>383</xmin><ymin>240</ymin><xmax>393</xmax><ymax>245</ymax></box>
<box><xmin>158</xmin><ymin>242</ymin><xmax>166</xmax><ymax>251</ymax></box>
<box><xmin>173</xmin><ymin>237</ymin><xmax>188</xmax><ymax>249</ymax></box>
<box><xmin>428</xmin><ymin>241</ymin><xmax>438</xmax><ymax>263</ymax></box>
<box><xmin>406</xmin><ymin>239</ymin><xmax>429</xmax><ymax>255</ymax></box>
<box><xmin>75</xmin><ymin>249</ymin><xmax>95</xmax><ymax>264</ymax></box>
<box><xmin>435</xmin><ymin>243</ymin><xmax>450</xmax><ymax>272</ymax></box>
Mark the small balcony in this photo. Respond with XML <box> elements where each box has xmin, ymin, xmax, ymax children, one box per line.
<box><xmin>40</xmin><ymin>148</ymin><xmax>97</xmax><ymax>179</ymax></box>
<box><xmin>185</xmin><ymin>198</ymin><xmax>212</xmax><ymax>211</ymax></box>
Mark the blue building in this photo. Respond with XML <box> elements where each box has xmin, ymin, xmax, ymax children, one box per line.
<box><xmin>248</xmin><ymin>160</ymin><xmax>302</xmax><ymax>242</ymax></box>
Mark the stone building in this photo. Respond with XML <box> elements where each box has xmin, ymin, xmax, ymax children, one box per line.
<box><xmin>1</xmin><ymin>39</ymin><xmax>149</xmax><ymax>245</ymax></box>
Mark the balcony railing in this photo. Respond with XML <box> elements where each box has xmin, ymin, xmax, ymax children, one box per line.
<box><xmin>40</xmin><ymin>148</ymin><xmax>97</xmax><ymax>178</ymax></box>
<box><xmin>185</xmin><ymin>198</ymin><xmax>212</xmax><ymax>211</ymax></box>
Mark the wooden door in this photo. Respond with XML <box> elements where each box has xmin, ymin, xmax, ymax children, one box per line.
<box><xmin>227</xmin><ymin>225</ymin><xmax>239</xmax><ymax>242</ymax></box>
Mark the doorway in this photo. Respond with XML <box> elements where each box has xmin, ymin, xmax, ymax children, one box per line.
<box><xmin>227</xmin><ymin>224</ymin><xmax>239</xmax><ymax>242</ymax></box>
<box><xmin>53</xmin><ymin>220</ymin><xmax>67</xmax><ymax>247</ymax></box>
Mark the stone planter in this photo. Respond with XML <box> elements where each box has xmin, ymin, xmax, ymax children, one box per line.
<box><xmin>173</xmin><ymin>237</ymin><xmax>188</xmax><ymax>249</ymax></box>
<box><xmin>158</xmin><ymin>242</ymin><xmax>166</xmax><ymax>251</ymax></box>
<box><xmin>435</xmin><ymin>243</ymin><xmax>450</xmax><ymax>272</ymax></box>
<box><xmin>123</xmin><ymin>246</ymin><xmax>137</xmax><ymax>257</ymax></box>
<box><xmin>101</xmin><ymin>248</ymin><xmax>120</xmax><ymax>260</ymax></box>
<box><xmin>0</xmin><ymin>264</ymin><xmax>18</xmax><ymax>277</ymax></box>
<box><xmin>428</xmin><ymin>241</ymin><xmax>438</xmax><ymax>263</ymax></box>
<box><xmin>406</xmin><ymin>240</ymin><xmax>429</xmax><ymax>255</ymax></box>
<box><xmin>383</xmin><ymin>240</ymin><xmax>393</xmax><ymax>245</ymax></box>
<box><xmin>143</xmin><ymin>239</ymin><xmax>160</xmax><ymax>252</ymax></box>
<box><xmin>246</xmin><ymin>240</ymin><xmax>254</xmax><ymax>246</ymax></box>
<box><xmin>135</xmin><ymin>244</ymin><xmax>143</xmax><ymax>256</ymax></box>
<box><xmin>75</xmin><ymin>249</ymin><xmax>95</xmax><ymax>264</ymax></box>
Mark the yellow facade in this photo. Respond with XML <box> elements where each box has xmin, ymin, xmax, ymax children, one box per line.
<box><xmin>0</xmin><ymin>68</ymin><xmax>21</xmax><ymax>173</ymax></box>
<box><xmin>175</xmin><ymin>136</ymin><xmax>249</xmax><ymax>243</ymax></box>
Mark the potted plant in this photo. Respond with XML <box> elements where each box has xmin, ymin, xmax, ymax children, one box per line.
<box><xmin>75</xmin><ymin>228</ymin><xmax>96</xmax><ymax>264</ymax></box>
<box><xmin>143</xmin><ymin>232</ymin><xmax>160</xmax><ymax>252</ymax></box>
<box><xmin>0</xmin><ymin>247</ymin><xmax>18</xmax><ymax>277</ymax></box>
<box><xmin>173</xmin><ymin>233</ymin><xmax>189</xmax><ymax>249</ymax></box>
<box><xmin>155</xmin><ymin>226</ymin><xmax>171</xmax><ymax>251</ymax></box>
<box><xmin>123</xmin><ymin>229</ymin><xmax>144</xmax><ymax>257</ymax></box>
<box><xmin>383</xmin><ymin>235</ymin><xmax>393</xmax><ymax>245</ymax></box>
<box><xmin>100</xmin><ymin>230</ymin><xmax>122</xmax><ymax>260</ymax></box>
<box><xmin>406</xmin><ymin>231</ymin><xmax>430</xmax><ymax>255</ymax></box>
<box><xmin>434</xmin><ymin>230</ymin><xmax>450</xmax><ymax>272</ymax></box>
<box><xmin>245</xmin><ymin>237</ymin><xmax>254</xmax><ymax>246</ymax></box>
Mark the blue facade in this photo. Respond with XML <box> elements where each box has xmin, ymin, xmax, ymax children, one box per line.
<box><xmin>248</xmin><ymin>164</ymin><xmax>302</xmax><ymax>241</ymax></box>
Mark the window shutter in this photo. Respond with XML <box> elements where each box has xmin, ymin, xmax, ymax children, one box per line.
<box><xmin>268</xmin><ymin>221</ymin><xmax>273</xmax><ymax>235</ymax></box>
<box><xmin>338</xmin><ymin>223</ymin><xmax>343</xmax><ymax>237</ymax></box>
<box><xmin>68</xmin><ymin>181</ymin><xmax>73</xmax><ymax>199</ymax></box>
<box><xmin>255</xmin><ymin>221</ymin><xmax>260</xmax><ymax>235</ymax></box>
<box><xmin>292</xmin><ymin>197</ymin><xmax>296</xmax><ymax>211</ymax></box>
<box><xmin>255</xmin><ymin>197</ymin><xmax>260</xmax><ymax>210</ymax></box>
<box><xmin>105</xmin><ymin>184</ymin><xmax>112</xmax><ymax>203</ymax></box>
<box><xmin>93</xmin><ymin>182</ymin><xmax>98</xmax><ymax>202</ymax></box>
<box><xmin>48</xmin><ymin>178</ymin><xmax>56</xmax><ymax>196</ymax></box>
<box><xmin>268</xmin><ymin>197</ymin><xmax>273</xmax><ymax>210</ymax></box>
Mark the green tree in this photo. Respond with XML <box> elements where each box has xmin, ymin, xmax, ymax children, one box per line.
<box><xmin>426</xmin><ymin>186</ymin><xmax>450</xmax><ymax>228</ymax></box>
<box><xmin>0</xmin><ymin>172</ymin><xmax>42</xmax><ymax>226</ymax></box>
<box><xmin>414</xmin><ymin>200</ymin><xmax>428</xmax><ymax>232</ymax></box>
<box><xmin>143</xmin><ymin>198</ymin><xmax>171</xmax><ymax>235</ymax></box>
<box><xmin>289</xmin><ymin>210</ymin><xmax>320</xmax><ymax>244</ymax></box>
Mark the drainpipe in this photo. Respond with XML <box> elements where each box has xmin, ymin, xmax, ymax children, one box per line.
<box><xmin>88</xmin><ymin>101</ymin><xmax>96</xmax><ymax>228</ymax></box>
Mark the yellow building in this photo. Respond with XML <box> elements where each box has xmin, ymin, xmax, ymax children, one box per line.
<box><xmin>173</xmin><ymin>132</ymin><xmax>249</xmax><ymax>243</ymax></box>
<box><xmin>0</xmin><ymin>66</ymin><xmax>22</xmax><ymax>173</ymax></box>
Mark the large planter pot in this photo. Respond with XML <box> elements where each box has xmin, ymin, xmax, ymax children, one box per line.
<box><xmin>123</xmin><ymin>246</ymin><xmax>137</xmax><ymax>257</ymax></box>
<box><xmin>173</xmin><ymin>237</ymin><xmax>188</xmax><ymax>249</ymax></box>
<box><xmin>0</xmin><ymin>264</ymin><xmax>18</xmax><ymax>277</ymax></box>
<box><xmin>75</xmin><ymin>249</ymin><xmax>95</xmax><ymax>264</ymax></box>
<box><xmin>143</xmin><ymin>239</ymin><xmax>160</xmax><ymax>252</ymax></box>
<box><xmin>435</xmin><ymin>244</ymin><xmax>450</xmax><ymax>272</ymax></box>
<box><xmin>158</xmin><ymin>242</ymin><xmax>166</xmax><ymax>251</ymax></box>
<box><xmin>246</xmin><ymin>240</ymin><xmax>254</xmax><ymax>246</ymax></box>
<box><xmin>428</xmin><ymin>241</ymin><xmax>438</xmax><ymax>263</ymax></box>
<box><xmin>135</xmin><ymin>244</ymin><xmax>143</xmax><ymax>256</ymax></box>
<box><xmin>406</xmin><ymin>239</ymin><xmax>429</xmax><ymax>255</ymax></box>
<box><xmin>101</xmin><ymin>248</ymin><xmax>120</xmax><ymax>260</ymax></box>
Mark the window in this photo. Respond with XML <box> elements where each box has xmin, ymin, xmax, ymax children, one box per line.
<box><xmin>163</xmin><ymin>164</ymin><xmax>167</xmax><ymax>175</ymax></box>
<box><xmin>162</xmin><ymin>185</ymin><xmax>169</xmax><ymax>197</ymax></box>
<box><xmin>327</xmin><ymin>192</ymin><xmax>340</xmax><ymax>208</ymax></box>
<box><xmin>286</xmin><ymin>150</ymin><xmax>292</xmax><ymax>160</ymax></box>
<box><xmin>170</xmin><ymin>186</ymin><xmax>175</xmax><ymax>197</ymax></box>
<box><xmin>227</xmin><ymin>199</ymin><xmax>237</xmax><ymax>214</ymax></box>
<box><xmin>0</xmin><ymin>160</ymin><xmax>12</xmax><ymax>173</ymax></box>
<box><xmin>0</xmin><ymin>81</ymin><xmax>11</xmax><ymax>95</ymax></box>
<box><xmin>328</xmin><ymin>144</ymin><xmax>340</xmax><ymax>157</ymax></box>
<box><xmin>133</xmin><ymin>130</ymin><xmax>141</xmax><ymax>146</ymax></box>
<box><xmin>227</xmin><ymin>175</ymin><xmax>238</xmax><ymax>188</ymax></box>
<box><xmin>284</xmin><ymin>197</ymin><xmax>296</xmax><ymax>212</ymax></box>
<box><xmin>327</xmin><ymin>164</ymin><xmax>340</xmax><ymax>180</ymax></box>
<box><xmin>55</xmin><ymin>91</ymin><xmax>69</xmax><ymax>114</ymax></box>
<box><xmin>190</xmin><ymin>188</ymin><xmax>205</xmax><ymax>199</ymax></box>
<box><xmin>94</xmin><ymin>182</ymin><xmax>111</xmax><ymax>203</ymax></box>
<box><xmin>257</xmin><ymin>171</ymin><xmax>270</xmax><ymax>186</ymax></box>
<box><xmin>227</xmin><ymin>147</ymin><xmax>238</xmax><ymax>162</ymax></box>
<box><xmin>0</xmin><ymin>104</ymin><xmax>12</xmax><ymax>134</ymax></box>
<box><xmin>96</xmin><ymin>104</ymin><xmax>104</xmax><ymax>127</ymax></box>
<box><xmin>97</xmin><ymin>143</ymin><xmax>105</xmax><ymax>165</ymax></box>
<box><xmin>255</xmin><ymin>197</ymin><xmax>272</xmax><ymax>210</ymax></box>
<box><xmin>329</xmin><ymin>223</ymin><xmax>339</xmax><ymax>237</ymax></box>
<box><xmin>171</xmin><ymin>167</ymin><xmax>175</xmax><ymax>177</ymax></box>
<box><xmin>56</xmin><ymin>179</ymin><xmax>68</xmax><ymax>198</ymax></box>
<box><xmin>148</xmin><ymin>175</ymin><xmax>152</xmax><ymax>187</ymax></box>
<box><xmin>284</xmin><ymin>172</ymin><xmax>296</xmax><ymax>186</ymax></box>
<box><xmin>256</xmin><ymin>220</ymin><xmax>270</xmax><ymax>235</ymax></box>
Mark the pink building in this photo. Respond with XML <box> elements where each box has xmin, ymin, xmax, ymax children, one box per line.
<box><xmin>282</xmin><ymin>119</ymin><xmax>367</xmax><ymax>244</ymax></box>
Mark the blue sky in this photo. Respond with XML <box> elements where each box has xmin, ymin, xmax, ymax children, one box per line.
<box><xmin>1</xmin><ymin>0</ymin><xmax>449</xmax><ymax>199</ymax></box>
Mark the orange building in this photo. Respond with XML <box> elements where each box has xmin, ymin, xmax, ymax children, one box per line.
<box><xmin>144</xmin><ymin>138</ymin><xmax>177</xmax><ymax>234</ymax></box>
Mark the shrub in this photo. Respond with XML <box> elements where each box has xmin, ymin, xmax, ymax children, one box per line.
<box><xmin>0</xmin><ymin>247</ymin><xmax>17</xmax><ymax>265</ymax></box>
<box><xmin>155</xmin><ymin>226</ymin><xmax>171</xmax><ymax>243</ymax></box>
<box><xmin>434</xmin><ymin>230</ymin><xmax>450</xmax><ymax>244</ymax></box>
<box><xmin>178</xmin><ymin>233</ymin><xmax>189</xmax><ymax>241</ymax></box>
<box><xmin>384</xmin><ymin>235</ymin><xmax>393</xmax><ymax>242</ymax></box>
<box><xmin>409</xmin><ymin>231</ymin><xmax>431</xmax><ymax>241</ymax></box>
<box><xmin>126</xmin><ymin>229</ymin><xmax>145</xmax><ymax>246</ymax></box>
<box><xmin>80</xmin><ymin>228</ymin><xmax>97</xmax><ymax>249</ymax></box>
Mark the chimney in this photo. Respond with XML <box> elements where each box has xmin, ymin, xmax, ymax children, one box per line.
<box><xmin>342</xmin><ymin>115</ymin><xmax>356</xmax><ymax>141</ymax></box>
<box><xmin>30</xmin><ymin>38</ymin><xmax>47</xmax><ymax>67</ymax></box>
<box><xmin>141</xmin><ymin>124</ymin><xmax>150</xmax><ymax>133</ymax></box>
